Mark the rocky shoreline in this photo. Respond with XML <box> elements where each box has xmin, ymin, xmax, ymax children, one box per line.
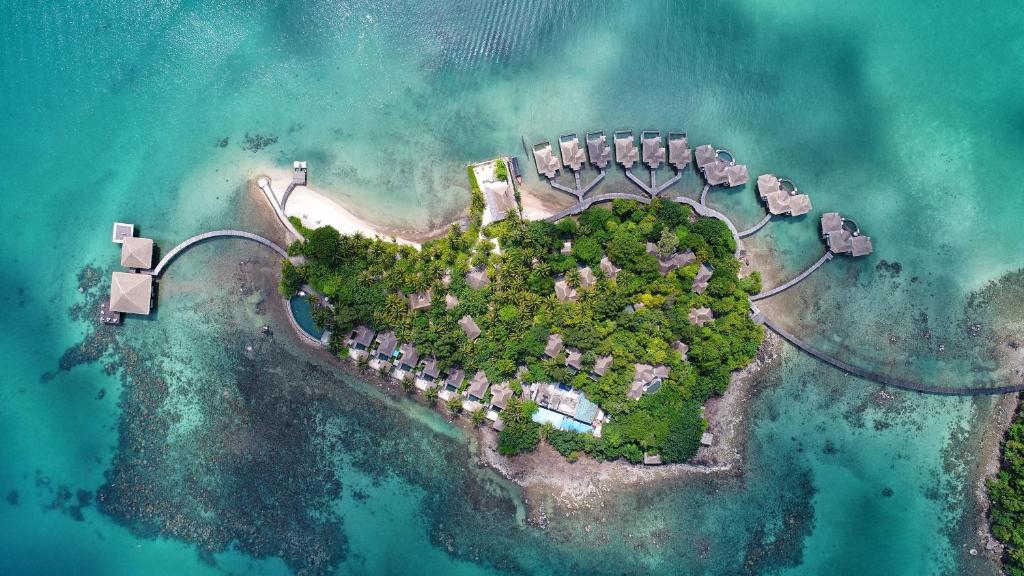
<box><xmin>474</xmin><ymin>331</ymin><xmax>783</xmax><ymax>525</ymax></box>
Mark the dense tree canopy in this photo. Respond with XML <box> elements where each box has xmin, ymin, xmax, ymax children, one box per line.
<box><xmin>989</xmin><ymin>413</ymin><xmax>1024</xmax><ymax>575</ymax></box>
<box><xmin>282</xmin><ymin>198</ymin><xmax>762</xmax><ymax>463</ymax></box>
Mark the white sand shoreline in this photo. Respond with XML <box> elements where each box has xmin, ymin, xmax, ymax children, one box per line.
<box><xmin>257</xmin><ymin>166</ymin><xmax>427</xmax><ymax>248</ymax></box>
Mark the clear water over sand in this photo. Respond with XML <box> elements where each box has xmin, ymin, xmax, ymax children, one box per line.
<box><xmin>1</xmin><ymin>1</ymin><xmax>1022</xmax><ymax>574</ymax></box>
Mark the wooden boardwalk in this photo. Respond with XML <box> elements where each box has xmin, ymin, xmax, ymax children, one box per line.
<box><xmin>149</xmin><ymin>230</ymin><xmax>289</xmax><ymax>276</ymax></box>
<box><xmin>750</xmin><ymin>251</ymin><xmax>833</xmax><ymax>301</ymax></box>
<box><xmin>256</xmin><ymin>176</ymin><xmax>305</xmax><ymax>242</ymax></box>
<box><xmin>739</xmin><ymin>213</ymin><xmax>773</xmax><ymax>238</ymax></box>
<box><xmin>754</xmin><ymin>312</ymin><xmax>1024</xmax><ymax>396</ymax></box>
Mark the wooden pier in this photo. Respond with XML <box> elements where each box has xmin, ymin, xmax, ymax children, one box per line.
<box><xmin>750</xmin><ymin>251</ymin><xmax>833</xmax><ymax>301</ymax></box>
<box><xmin>753</xmin><ymin>311</ymin><xmax>1024</xmax><ymax>396</ymax></box>
<box><xmin>148</xmin><ymin>230</ymin><xmax>289</xmax><ymax>276</ymax></box>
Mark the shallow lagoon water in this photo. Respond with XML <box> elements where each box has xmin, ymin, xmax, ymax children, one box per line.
<box><xmin>1</xmin><ymin>1</ymin><xmax>1022</xmax><ymax>574</ymax></box>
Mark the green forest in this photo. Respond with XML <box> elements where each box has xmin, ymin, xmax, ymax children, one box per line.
<box><xmin>280</xmin><ymin>183</ymin><xmax>763</xmax><ymax>463</ymax></box>
<box><xmin>988</xmin><ymin>408</ymin><xmax>1024</xmax><ymax>575</ymax></box>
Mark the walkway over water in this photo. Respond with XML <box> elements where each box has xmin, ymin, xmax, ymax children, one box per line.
<box><xmin>739</xmin><ymin>214</ymin><xmax>773</xmax><ymax>238</ymax></box>
<box><xmin>750</xmin><ymin>251</ymin><xmax>833</xmax><ymax>301</ymax></box>
<box><xmin>753</xmin><ymin>311</ymin><xmax>1024</xmax><ymax>396</ymax></box>
<box><xmin>149</xmin><ymin>230</ymin><xmax>289</xmax><ymax>276</ymax></box>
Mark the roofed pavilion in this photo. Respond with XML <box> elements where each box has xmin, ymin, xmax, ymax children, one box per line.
<box><xmin>109</xmin><ymin>272</ymin><xmax>153</xmax><ymax>314</ymax></box>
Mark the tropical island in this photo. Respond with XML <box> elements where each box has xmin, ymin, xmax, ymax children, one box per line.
<box><xmin>279</xmin><ymin>160</ymin><xmax>763</xmax><ymax>464</ymax></box>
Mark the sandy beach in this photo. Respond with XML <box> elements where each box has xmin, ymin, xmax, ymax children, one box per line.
<box><xmin>519</xmin><ymin>184</ymin><xmax>576</xmax><ymax>221</ymax></box>
<box><xmin>256</xmin><ymin>166</ymin><xmax>452</xmax><ymax>248</ymax></box>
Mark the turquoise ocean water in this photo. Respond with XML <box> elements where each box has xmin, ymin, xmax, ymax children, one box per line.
<box><xmin>2</xmin><ymin>1</ymin><xmax>1023</xmax><ymax>574</ymax></box>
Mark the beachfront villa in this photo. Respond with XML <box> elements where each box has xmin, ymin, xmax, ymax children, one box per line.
<box><xmin>440</xmin><ymin>369</ymin><xmax>465</xmax><ymax>401</ymax></box>
<box><xmin>420</xmin><ymin>357</ymin><xmax>441</xmax><ymax>382</ymax></box>
<box><xmin>757</xmin><ymin>174</ymin><xmax>812</xmax><ymax>217</ymax></box>
<box><xmin>483</xmin><ymin>180</ymin><xmax>517</xmax><ymax>223</ymax></box>
<box><xmin>465</xmin><ymin>371</ymin><xmax>490</xmax><ymax>407</ymax></box>
<box><xmin>373</xmin><ymin>331</ymin><xmax>398</xmax><ymax>363</ymax></box>
<box><xmin>397</xmin><ymin>343</ymin><xmax>419</xmax><ymax>373</ymax></box>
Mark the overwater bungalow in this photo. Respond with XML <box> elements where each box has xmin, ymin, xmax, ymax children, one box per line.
<box><xmin>559</xmin><ymin>133</ymin><xmax>586</xmax><ymax>172</ymax></box>
<box><xmin>373</xmin><ymin>331</ymin><xmax>398</xmax><ymax>362</ymax></box>
<box><xmin>697</xmin><ymin>145</ymin><xmax>749</xmax><ymax>187</ymax></box>
<box><xmin>408</xmin><ymin>289</ymin><xmax>432</xmax><ymax>311</ymax></box>
<box><xmin>458</xmin><ymin>315</ymin><xmax>481</xmax><ymax>341</ymax></box>
<box><xmin>688</xmin><ymin>307</ymin><xmax>714</xmax><ymax>327</ymax></box>
<box><xmin>590</xmin><ymin>355</ymin><xmax>613</xmax><ymax>380</ymax></box>
<box><xmin>586</xmin><ymin>131</ymin><xmax>611</xmax><ymax>170</ymax></box>
<box><xmin>120</xmin><ymin>236</ymin><xmax>154</xmax><ymax>270</ymax></box>
<box><xmin>821</xmin><ymin>213</ymin><xmax>873</xmax><ymax>257</ymax></box>
<box><xmin>109</xmin><ymin>271</ymin><xmax>153</xmax><ymax>315</ymax></box>
<box><xmin>667</xmin><ymin>132</ymin><xmax>691</xmax><ymax>171</ymax></box>
<box><xmin>757</xmin><ymin>174</ymin><xmax>812</xmax><ymax>216</ymax></box>
<box><xmin>466</xmin><ymin>371</ymin><xmax>490</xmax><ymax>401</ymax></box>
<box><xmin>641</xmin><ymin>131</ymin><xmax>665</xmax><ymax>170</ymax></box>
<box><xmin>397</xmin><ymin>343</ymin><xmax>419</xmax><ymax>372</ymax></box>
<box><xmin>613</xmin><ymin>130</ymin><xmax>640</xmax><ymax>169</ymax></box>
<box><xmin>692</xmin><ymin>263</ymin><xmax>714</xmax><ymax>294</ymax></box>
<box><xmin>544</xmin><ymin>334</ymin><xmax>564</xmax><ymax>358</ymax></box>
<box><xmin>533</xmin><ymin>141</ymin><xmax>561</xmax><ymax>179</ymax></box>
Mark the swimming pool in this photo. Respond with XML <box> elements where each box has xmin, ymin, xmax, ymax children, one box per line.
<box><xmin>531</xmin><ymin>406</ymin><xmax>594</xmax><ymax>435</ymax></box>
<box><xmin>289</xmin><ymin>296</ymin><xmax>324</xmax><ymax>339</ymax></box>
